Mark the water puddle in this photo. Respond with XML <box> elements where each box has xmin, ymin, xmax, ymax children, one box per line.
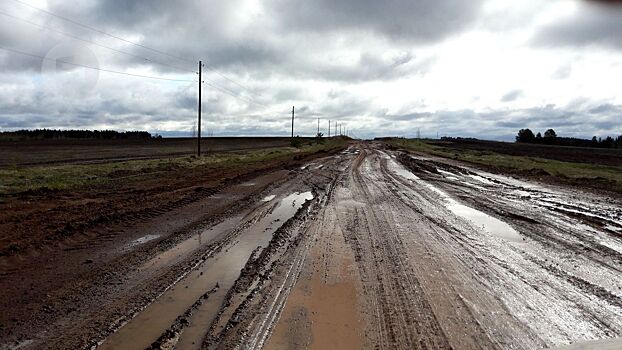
<box><xmin>468</xmin><ymin>174</ymin><xmax>495</xmax><ymax>185</ymax></box>
<box><xmin>126</xmin><ymin>234</ymin><xmax>160</xmax><ymax>248</ymax></box>
<box><xmin>420</xmin><ymin>181</ymin><xmax>522</xmax><ymax>243</ymax></box>
<box><xmin>439</xmin><ymin>172</ymin><xmax>460</xmax><ymax>181</ymax></box>
<box><xmin>139</xmin><ymin>216</ymin><xmax>244</xmax><ymax>274</ymax></box>
<box><xmin>389</xmin><ymin>160</ymin><xmax>522</xmax><ymax>243</ymax></box>
<box><xmin>387</xmin><ymin>159</ymin><xmax>420</xmax><ymax>181</ymax></box>
<box><xmin>378</xmin><ymin>151</ymin><xmax>392</xmax><ymax>160</ymax></box>
<box><xmin>445</xmin><ymin>201</ymin><xmax>523</xmax><ymax>242</ymax></box>
<box><xmin>174</xmin><ymin>191</ymin><xmax>313</xmax><ymax>349</ymax></box>
<box><xmin>437</xmin><ymin>169</ymin><xmax>460</xmax><ymax>181</ymax></box>
<box><xmin>100</xmin><ymin>191</ymin><xmax>314</xmax><ymax>350</ymax></box>
<box><xmin>510</xmin><ymin>189</ymin><xmax>532</xmax><ymax>199</ymax></box>
<box><xmin>262</xmin><ymin>195</ymin><xmax>276</xmax><ymax>202</ymax></box>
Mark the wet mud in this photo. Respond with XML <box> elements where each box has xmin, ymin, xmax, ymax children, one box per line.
<box><xmin>2</xmin><ymin>142</ymin><xmax>622</xmax><ymax>349</ymax></box>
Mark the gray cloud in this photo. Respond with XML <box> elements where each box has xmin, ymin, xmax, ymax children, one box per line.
<box><xmin>377</xmin><ymin>103</ymin><xmax>622</xmax><ymax>141</ymax></box>
<box><xmin>267</xmin><ymin>0</ymin><xmax>483</xmax><ymax>43</ymax></box>
<box><xmin>551</xmin><ymin>64</ymin><xmax>572</xmax><ymax>80</ymax></box>
<box><xmin>533</xmin><ymin>1</ymin><xmax>622</xmax><ymax>49</ymax></box>
<box><xmin>501</xmin><ymin>90</ymin><xmax>523</xmax><ymax>102</ymax></box>
<box><xmin>1</xmin><ymin>0</ymin><xmax>621</xmax><ymax>141</ymax></box>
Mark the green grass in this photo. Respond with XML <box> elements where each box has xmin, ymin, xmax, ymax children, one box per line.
<box><xmin>386</xmin><ymin>138</ymin><xmax>622</xmax><ymax>192</ymax></box>
<box><xmin>0</xmin><ymin>139</ymin><xmax>347</xmax><ymax>195</ymax></box>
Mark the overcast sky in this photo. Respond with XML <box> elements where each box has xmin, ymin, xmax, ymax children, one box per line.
<box><xmin>1</xmin><ymin>0</ymin><xmax>621</xmax><ymax>140</ymax></box>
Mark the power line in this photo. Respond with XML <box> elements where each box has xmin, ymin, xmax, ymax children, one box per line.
<box><xmin>200</xmin><ymin>65</ymin><xmax>266</xmax><ymax>106</ymax></box>
<box><xmin>9</xmin><ymin>0</ymin><xmax>195</xmax><ymax>65</ymax></box>
<box><xmin>202</xmin><ymin>78</ymin><xmax>266</xmax><ymax>107</ymax></box>
<box><xmin>2</xmin><ymin>9</ymin><xmax>262</xmax><ymax>102</ymax></box>
<box><xmin>0</xmin><ymin>45</ymin><xmax>195</xmax><ymax>82</ymax></box>
<box><xmin>9</xmin><ymin>0</ymin><xmax>258</xmax><ymax>99</ymax></box>
<box><xmin>1</xmin><ymin>42</ymin><xmax>263</xmax><ymax>105</ymax></box>
<box><xmin>203</xmin><ymin>67</ymin><xmax>259</xmax><ymax>98</ymax></box>
<box><xmin>0</xmin><ymin>11</ymin><xmax>197</xmax><ymax>74</ymax></box>
<box><xmin>6</xmin><ymin>1</ymin><xmax>271</xmax><ymax>113</ymax></box>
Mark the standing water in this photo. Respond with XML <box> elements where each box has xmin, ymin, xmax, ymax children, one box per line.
<box><xmin>100</xmin><ymin>192</ymin><xmax>313</xmax><ymax>350</ymax></box>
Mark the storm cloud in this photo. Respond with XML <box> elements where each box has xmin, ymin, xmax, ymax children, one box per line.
<box><xmin>0</xmin><ymin>0</ymin><xmax>621</xmax><ymax>140</ymax></box>
<box><xmin>534</xmin><ymin>1</ymin><xmax>622</xmax><ymax>49</ymax></box>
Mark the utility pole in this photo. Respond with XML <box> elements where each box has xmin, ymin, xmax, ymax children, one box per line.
<box><xmin>197</xmin><ymin>60</ymin><xmax>202</xmax><ymax>157</ymax></box>
<box><xmin>291</xmin><ymin>106</ymin><xmax>295</xmax><ymax>138</ymax></box>
<box><xmin>339</xmin><ymin>124</ymin><xmax>342</xmax><ymax>136</ymax></box>
<box><xmin>317</xmin><ymin>118</ymin><xmax>320</xmax><ymax>136</ymax></box>
<box><xmin>328</xmin><ymin>120</ymin><xmax>331</xmax><ymax>137</ymax></box>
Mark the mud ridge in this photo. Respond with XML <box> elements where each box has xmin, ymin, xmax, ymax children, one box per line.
<box><xmin>201</xmin><ymin>192</ymin><xmax>320</xmax><ymax>349</ymax></box>
<box><xmin>148</xmin><ymin>286</ymin><xmax>220</xmax><ymax>350</ymax></box>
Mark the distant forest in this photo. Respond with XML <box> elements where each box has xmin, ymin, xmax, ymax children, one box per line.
<box><xmin>0</xmin><ymin>129</ymin><xmax>155</xmax><ymax>140</ymax></box>
<box><xmin>516</xmin><ymin>128</ymin><xmax>622</xmax><ymax>149</ymax></box>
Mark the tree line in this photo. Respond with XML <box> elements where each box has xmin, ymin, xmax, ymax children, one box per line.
<box><xmin>516</xmin><ymin>129</ymin><xmax>622</xmax><ymax>149</ymax></box>
<box><xmin>0</xmin><ymin>129</ymin><xmax>154</xmax><ymax>140</ymax></box>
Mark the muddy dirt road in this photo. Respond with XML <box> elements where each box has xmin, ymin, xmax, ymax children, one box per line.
<box><xmin>266</xmin><ymin>143</ymin><xmax>622</xmax><ymax>350</ymax></box>
<box><xmin>2</xmin><ymin>142</ymin><xmax>621</xmax><ymax>349</ymax></box>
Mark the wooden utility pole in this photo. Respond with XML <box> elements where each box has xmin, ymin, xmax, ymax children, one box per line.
<box><xmin>328</xmin><ymin>120</ymin><xmax>331</xmax><ymax>137</ymax></box>
<box><xmin>317</xmin><ymin>118</ymin><xmax>320</xmax><ymax>136</ymax></box>
<box><xmin>197</xmin><ymin>60</ymin><xmax>202</xmax><ymax>157</ymax></box>
<box><xmin>291</xmin><ymin>106</ymin><xmax>295</xmax><ymax>138</ymax></box>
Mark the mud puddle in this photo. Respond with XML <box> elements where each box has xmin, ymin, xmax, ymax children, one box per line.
<box><xmin>262</xmin><ymin>195</ymin><xmax>276</xmax><ymax>202</ymax></box>
<box><xmin>444</xmin><ymin>200</ymin><xmax>523</xmax><ymax>242</ymax></box>
<box><xmin>468</xmin><ymin>174</ymin><xmax>495</xmax><ymax>185</ymax></box>
<box><xmin>125</xmin><ymin>234</ymin><xmax>161</xmax><ymax>248</ymax></box>
<box><xmin>387</xmin><ymin>159</ymin><xmax>419</xmax><ymax>181</ymax></box>
<box><xmin>139</xmin><ymin>215</ymin><xmax>245</xmax><ymax>274</ymax></box>
<box><xmin>391</xmin><ymin>161</ymin><xmax>523</xmax><ymax>243</ymax></box>
<box><xmin>468</xmin><ymin>168</ymin><xmax>622</xmax><ymax>233</ymax></box>
<box><xmin>174</xmin><ymin>191</ymin><xmax>313</xmax><ymax>349</ymax></box>
<box><xmin>99</xmin><ymin>192</ymin><xmax>313</xmax><ymax>350</ymax></box>
<box><xmin>437</xmin><ymin>168</ymin><xmax>460</xmax><ymax>181</ymax></box>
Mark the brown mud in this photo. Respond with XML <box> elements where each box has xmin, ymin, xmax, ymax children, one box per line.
<box><xmin>0</xmin><ymin>146</ymin><xmax>344</xmax><ymax>349</ymax></box>
<box><xmin>2</xmin><ymin>141</ymin><xmax>622</xmax><ymax>350</ymax></box>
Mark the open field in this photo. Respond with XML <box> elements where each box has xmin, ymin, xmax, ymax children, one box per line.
<box><xmin>385</xmin><ymin>138</ymin><xmax>622</xmax><ymax>194</ymax></box>
<box><xmin>426</xmin><ymin>138</ymin><xmax>622</xmax><ymax>166</ymax></box>
<box><xmin>0</xmin><ymin>137</ymin><xmax>319</xmax><ymax>168</ymax></box>
<box><xmin>0</xmin><ymin>137</ymin><xmax>346</xmax><ymax>255</ymax></box>
<box><xmin>1</xmin><ymin>139</ymin><xmax>621</xmax><ymax>350</ymax></box>
<box><xmin>0</xmin><ymin>138</ymin><xmax>337</xmax><ymax>195</ymax></box>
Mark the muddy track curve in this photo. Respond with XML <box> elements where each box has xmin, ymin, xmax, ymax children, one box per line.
<box><xmin>261</xmin><ymin>142</ymin><xmax>622</xmax><ymax>350</ymax></box>
<box><xmin>2</xmin><ymin>142</ymin><xmax>622</xmax><ymax>350</ymax></box>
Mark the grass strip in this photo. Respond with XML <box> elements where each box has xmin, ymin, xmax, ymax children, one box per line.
<box><xmin>386</xmin><ymin>138</ymin><xmax>622</xmax><ymax>192</ymax></box>
<box><xmin>0</xmin><ymin>139</ymin><xmax>346</xmax><ymax>195</ymax></box>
